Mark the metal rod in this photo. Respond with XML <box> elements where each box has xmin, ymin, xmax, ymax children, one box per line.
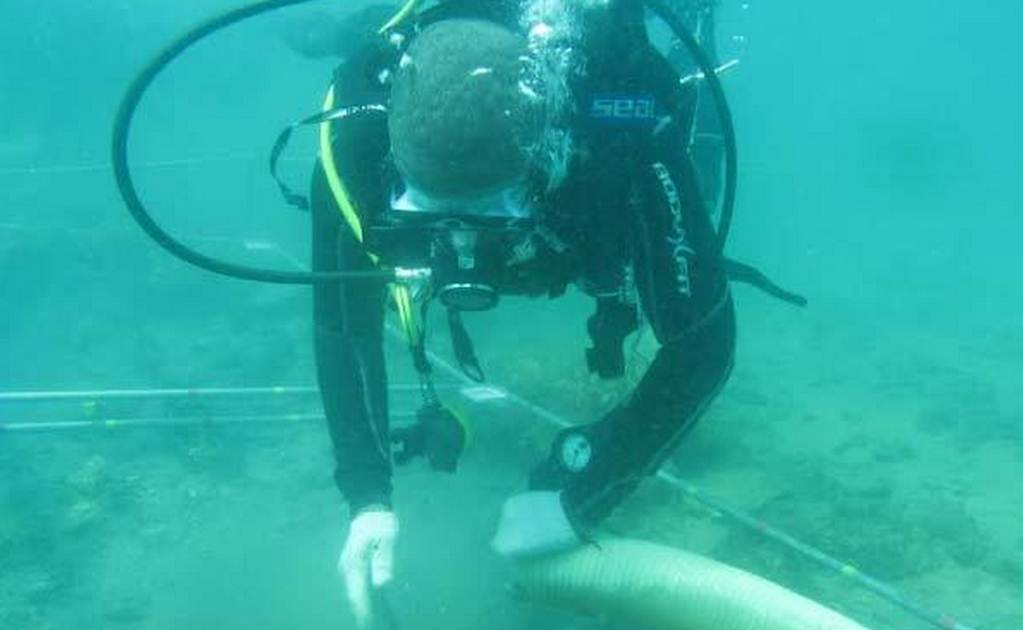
<box><xmin>0</xmin><ymin>384</ymin><xmax>452</xmax><ymax>405</ymax></box>
<box><xmin>0</xmin><ymin>153</ymin><xmax>309</xmax><ymax>177</ymax></box>
<box><xmin>0</xmin><ymin>411</ymin><xmax>417</xmax><ymax>433</ymax></box>
<box><xmin>0</xmin><ymin>413</ymin><xmax>322</xmax><ymax>432</ymax></box>
<box><xmin>657</xmin><ymin>472</ymin><xmax>976</xmax><ymax>630</ymax></box>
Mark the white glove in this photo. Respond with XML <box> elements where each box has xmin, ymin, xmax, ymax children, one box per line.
<box><xmin>491</xmin><ymin>491</ymin><xmax>580</xmax><ymax>558</ymax></box>
<box><xmin>338</xmin><ymin>508</ymin><xmax>398</xmax><ymax>629</ymax></box>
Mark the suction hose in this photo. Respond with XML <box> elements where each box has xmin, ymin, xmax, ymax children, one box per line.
<box><xmin>516</xmin><ymin>538</ymin><xmax>872</xmax><ymax>630</ymax></box>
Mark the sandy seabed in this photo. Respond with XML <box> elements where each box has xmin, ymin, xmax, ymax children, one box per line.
<box><xmin>2</xmin><ymin>268</ymin><xmax>1020</xmax><ymax>630</ymax></box>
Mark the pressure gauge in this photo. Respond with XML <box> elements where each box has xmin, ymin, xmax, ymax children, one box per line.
<box><xmin>558</xmin><ymin>431</ymin><xmax>593</xmax><ymax>473</ymax></box>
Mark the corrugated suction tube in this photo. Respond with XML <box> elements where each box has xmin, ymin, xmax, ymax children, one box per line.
<box><xmin>516</xmin><ymin>538</ymin><xmax>871</xmax><ymax>630</ymax></box>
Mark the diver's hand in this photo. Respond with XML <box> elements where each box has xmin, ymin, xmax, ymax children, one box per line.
<box><xmin>491</xmin><ymin>491</ymin><xmax>580</xmax><ymax>558</ymax></box>
<box><xmin>339</xmin><ymin>507</ymin><xmax>398</xmax><ymax>628</ymax></box>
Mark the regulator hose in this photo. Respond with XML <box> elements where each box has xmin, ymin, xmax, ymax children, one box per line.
<box><xmin>110</xmin><ymin>0</ymin><xmax>389</xmax><ymax>285</ymax></box>
<box><xmin>645</xmin><ymin>0</ymin><xmax>738</xmax><ymax>254</ymax></box>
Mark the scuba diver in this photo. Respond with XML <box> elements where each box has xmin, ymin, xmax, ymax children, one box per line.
<box><xmin>311</xmin><ymin>0</ymin><xmax>734</xmax><ymax>624</ymax></box>
<box><xmin>113</xmin><ymin>0</ymin><xmax>799</xmax><ymax>626</ymax></box>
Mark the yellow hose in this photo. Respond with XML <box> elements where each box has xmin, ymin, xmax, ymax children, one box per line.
<box><xmin>516</xmin><ymin>538</ymin><xmax>872</xmax><ymax>630</ymax></box>
<box><xmin>378</xmin><ymin>0</ymin><xmax>421</xmax><ymax>34</ymax></box>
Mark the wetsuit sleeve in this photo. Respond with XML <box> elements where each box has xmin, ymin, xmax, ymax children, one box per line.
<box><xmin>311</xmin><ymin>46</ymin><xmax>394</xmax><ymax>513</ymax></box>
<box><xmin>534</xmin><ymin>76</ymin><xmax>736</xmax><ymax>532</ymax></box>
<box><xmin>312</xmin><ymin>168</ymin><xmax>392</xmax><ymax>513</ymax></box>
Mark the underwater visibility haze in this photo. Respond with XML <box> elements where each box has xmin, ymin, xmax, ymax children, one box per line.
<box><xmin>1</xmin><ymin>1</ymin><xmax>1021</xmax><ymax>629</ymax></box>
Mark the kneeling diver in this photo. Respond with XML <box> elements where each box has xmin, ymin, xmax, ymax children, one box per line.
<box><xmin>310</xmin><ymin>1</ymin><xmax>743</xmax><ymax>625</ymax></box>
<box><xmin>112</xmin><ymin>0</ymin><xmax>803</xmax><ymax>627</ymax></box>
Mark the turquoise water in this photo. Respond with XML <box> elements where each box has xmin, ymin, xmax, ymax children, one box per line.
<box><xmin>1</xmin><ymin>1</ymin><xmax>1020</xmax><ymax>628</ymax></box>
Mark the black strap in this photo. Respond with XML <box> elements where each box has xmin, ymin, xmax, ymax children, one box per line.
<box><xmin>447</xmin><ymin>309</ymin><xmax>485</xmax><ymax>383</ymax></box>
<box><xmin>407</xmin><ymin>298</ymin><xmax>436</xmax><ymax>386</ymax></box>
<box><xmin>409</xmin><ymin>340</ymin><xmax>433</xmax><ymax>379</ymax></box>
<box><xmin>268</xmin><ymin>103</ymin><xmax>387</xmax><ymax>212</ymax></box>
<box><xmin>724</xmin><ymin>257</ymin><xmax>808</xmax><ymax>307</ymax></box>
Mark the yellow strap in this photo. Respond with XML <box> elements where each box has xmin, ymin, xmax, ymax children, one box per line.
<box><xmin>450</xmin><ymin>405</ymin><xmax>472</xmax><ymax>447</ymax></box>
<box><xmin>319</xmin><ymin>86</ymin><xmax>369</xmax><ymax>247</ymax></box>
<box><xmin>391</xmin><ymin>285</ymin><xmax>419</xmax><ymax>345</ymax></box>
<box><xmin>319</xmin><ymin>84</ymin><xmax>418</xmax><ymax>343</ymax></box>
<box><xmin>378</xmin><ymin>0</ymin><xmax>421</xmax><ymax>34</ymax></box>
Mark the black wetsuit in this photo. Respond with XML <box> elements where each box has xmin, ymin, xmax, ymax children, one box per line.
<box><xmin>311</xmin><ymin>0</ymin><xmax>735</xmax><ymax>533</ymax></box>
